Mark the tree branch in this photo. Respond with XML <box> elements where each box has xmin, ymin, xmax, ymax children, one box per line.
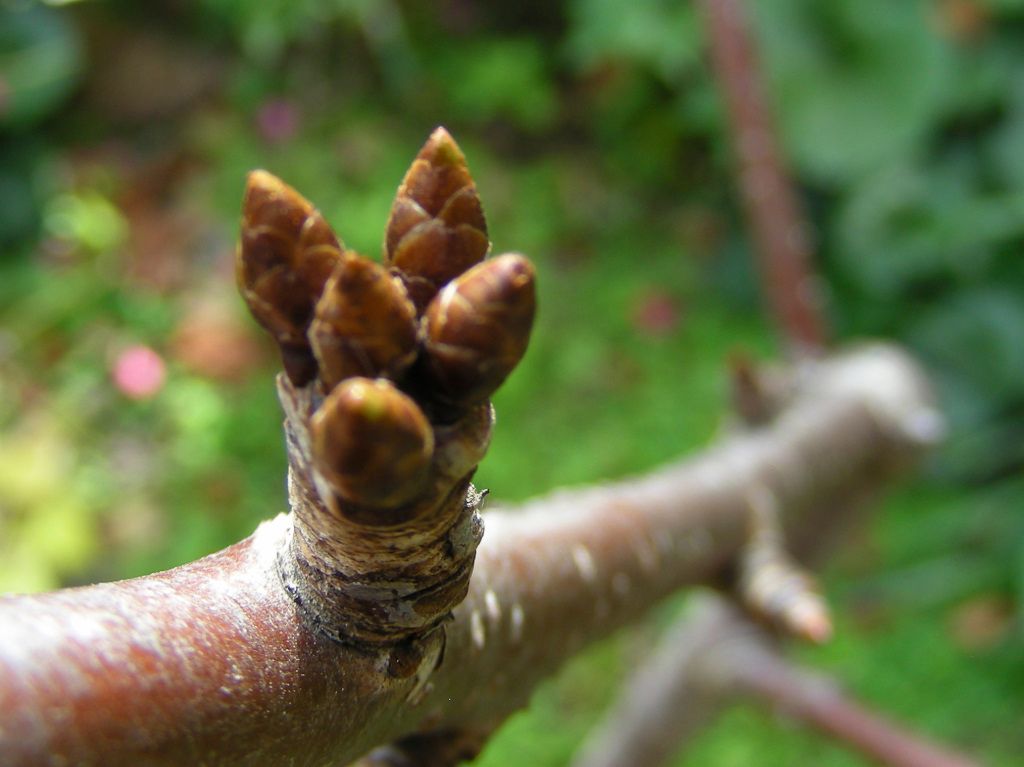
<box><xmin>699</xmin><ymin>0</ymin><xmax>828</xmax><ymax>351</ymax></box>
<box><xmin>572</xmin><ymin>596</ymin><xmax>979</xmax><ymax>767</ymax></box>
<box><xmin>729</xmin><ymin>631</ymin><xmax>981</xmax><ymax>767</ymax></box>
<box><xmin>569</xmin><ymin>596</ymin><xmax>734</xmax><ymax>767</ymax></box>
<box><xmin>0</xmin><ymin>345</ymin><xmax>937</xmax><ymax>765</ymax></box>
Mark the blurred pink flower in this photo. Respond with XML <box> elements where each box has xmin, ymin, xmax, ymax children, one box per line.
<box><xmin>256</xmin><ymin>99</ymin><xmax>300</xmax><ymax>144</ymax></box>
<box><xmin>113</xmin><ymin>345</ymin><xmax>166</xmax><ymax>400</ymax></box>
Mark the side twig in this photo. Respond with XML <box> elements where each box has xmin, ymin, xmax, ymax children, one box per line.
<box><xmin>571</xmin><ymin>596</ymin><xmax>980</xmax><ymax>767</ymax></box>
<box><xmin>728</xmin><ymin>626</ymin><xmax>981</xmax><ymax>767</ymax></box>
<box><xmin>699</xmin><ymin>0</ymin><xmax>828</xmax><ymax>351</ymax></box>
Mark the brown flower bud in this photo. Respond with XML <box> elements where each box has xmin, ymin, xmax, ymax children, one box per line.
<box><xmin>309</xmin><ymin>251</ymin><xmax>419</xmax><ymax>392</ymax></box>
<box><xmin>311</xmin><ymin>378</ymin><xmax>434</xmax><ymax>508</ymax></box>
<box><xmin>237</xmin><ymin>170</ymin><xmax>342</xmax><ymax>384</ymax></box>
<box><xmin>384</xmin><ymin>128</ymin><xmax>489</xmax><ymax>305</ymax></box>
<box><xmin>422</xmin><ymin>253</ymin><xmax>536</xmax><ymax>406</ymax></box>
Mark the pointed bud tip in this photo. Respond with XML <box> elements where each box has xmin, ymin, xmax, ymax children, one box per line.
<box><xmin>491</xmin><ymin>252</ymin><xmax>535</xmax><ymax>286</ymax></box>
<box><xmin>787</xmin><ymin>599</ymin><xmax>833</xmax><ymax>644</ymax></box>
<box><xmin>244</xmin><ymin>169</ymin><xmax>293</xmax><ymax>202</ymax></box>
<box><xmin>421</xmin><ymin>127</ymin><xmax>465</xmax><ymax>167</ymax></box>
<box><xmin>342</xmin><ymin>378</ymin><xmax>391</xmax><ymax>421</ymax></box>
<box><xmin>246</xmin><ymin>168</ymin><xmax>277</xmax><ymax>188</ymax></box>
<box><xmin>242</xmin><ymin>171</ymin><xmax>321</xmax><ymax>227</ymax></box>
<box><xmin>241</xmin><ymin>169</ymin><xmax>316</xmax><ymax>230</ymax></box>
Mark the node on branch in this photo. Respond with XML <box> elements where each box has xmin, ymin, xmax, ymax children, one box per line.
<box><xmin>236</xmin><ymin>128</ymin><xmax>536</xmax><ymax>652</ymax></box>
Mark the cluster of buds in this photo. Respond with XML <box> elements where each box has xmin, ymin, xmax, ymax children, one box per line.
<box><xmin>236</xmin><ymin>128</ymin><xmax>536</xmax><ymax>646</ymax></box>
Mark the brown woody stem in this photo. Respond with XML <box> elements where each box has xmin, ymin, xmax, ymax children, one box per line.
<box><xmin>0</xmin><ymin>345</ymin><xmax>939</xmax><ymax>765</ymax></box>
<box><xmin>571</xmin><ymin>597</ymin><xmax>980</xmax><ymax>767</ymax></box>
<box><xmin>732</xmin><ymin>642</ymin><xmax>981</xmax><ymax>767</ymax></box>
<box><xmin>699</xmin><ymin>0</ymin><xmax>828</xmax><ymax>351</ymax></box>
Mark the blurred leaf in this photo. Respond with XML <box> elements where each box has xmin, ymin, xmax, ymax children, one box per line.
<box><xmin>0</xmin><ymin>414</ymin><xmax>74</xmax><ymax>508</ymax></box>
<box><xmin>0</xmin><ymin>412</ymin><xmax>98</xmax><ymax>592</ymax></box>
<box><xmin>756</xmin><ymin>0</ymin><xmax>950</xmax><ymax>183</ymax></box>
<box><xmin>18</xmin><ymin>493</ymin><xmax>96</xmax><ymax>581</ymax></box>
<box><xmin>195</xmin><ymin>0</ymin><xmax>410</xmax><ymax>70</ymax></box>
<box><xmin>43</xmin><ymin>191</ymin><xmax>128</xmax><ymax>255</ymax></box>
<box><xmin>937</xmin><ymin>34</ymin><xmax>1023</xmax><ymax>118</ymax></box>
<box><xmin>987</xmin><ymin>77</ymin><xmax>1024</xmax><ymax>188</ymax></box>
<box><xmin>0</xmin><ymin>141</ymin><xmax>49</xmax><ymax>247</ymax></box>
<box><xmin>834</xmin><ymin>162</ymin><xmax>1024</xmax><ymax>296</ymax></box>
<box><xmin>910</xmin><ymin>288</ymin><xmax>1024</xmax><ymax>403</ymax></box>
<box><xmin>905</xmin><ymin>289</ymin><xmax>1024</xmax><ymax>478</ymax></box>
<box><xmin>988</xmin><ymin>0</ymin><xmax>1024</xmax><ymax>13</ymax></box>
<box><xmin>0</xmin><ymin>3</ymin><xmax>81</xmax><ymax>129</ymax></box>
<box><xmin>435</xmin><ymin>38</ymin><xmax>557</xmax><ymax>132</ymax></box>
<box><xmin>165</xmin><ymin>376</ymin><xmax>230</xmax><ymax>471</ymax></box>
<box><xmin>566</xmin><ymin>0</ymin><xmax>702</xmax><ymax>83</ymax></box>
<box><xmin>853</xmin><ymin>555</ymin><xmax>1007</xmax><ymax>613</ymax></box>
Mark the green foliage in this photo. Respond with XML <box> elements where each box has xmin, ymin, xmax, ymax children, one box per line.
<box><xmin>755</xmin><ymin>0</ymin><xmax>950</xmax><ymax>183</ymax></box>
<box><xmin>192</xmin><ymin>0</ymin><xmax>388</xmax><ymax>64</ymax></box>
<box><xmin>0</xmin><ymin>3</ymin><xmax>79</xmax><ymax>247</ymax></box>
<box><xmin>0</xmin><ymin>3</ymin><xmax>81</xmax><ymax>129</ymax></box>
<box><xmin>434</xmin><ymin>38</ymin><xmax>558</xmax><ymax>132</ymax></box>
<box><xmin>566</xmin><ymin>0</ymin><xmax>703</xmax><ymax>82</ymax></box>
<box><xmin>0</xmin><ymin>0</ymin><xmax>1021</xmax><ymax>764</ymax></box>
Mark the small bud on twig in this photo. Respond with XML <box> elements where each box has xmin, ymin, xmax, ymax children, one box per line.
<box><xmin>238</xmin><ymin>131</ymin><xmax>536</xmax><ymax>647</ymax></box>
<box><xmin>311</xmin><ymin>377</ymin><xmax>434</xmax><ymax>509</ymax></box>
<box><xmin>422</xmin><ymin>253</ymin><xmax>536</xmax><ymax>407</ymax></box>
<box><xmin>728</xmin><ymin>352</ymin><xmax>794</xmax><ymax>427</ymax></box>
<box><xmin>310</xmin><ymin>251</ymin><xmax>419</xmax><ymax>392</ymax></box>
<box><xmin>238</xmin><ymin>170</ymin><xmax>343</xmax><ymax>385</ymax></box>
<box><xmin>729</xmin><ymin>353</ymin><xmax>773</xmax><ymax>426</ymax></box>
<box><xmin>739</xmin><ymin>484</ymin><xmax>832</xmax><ymax>644</ymax></box>
<box><xmin>740</xmin><ymin>551</ymin><xmax>832</xmax><ymax>644</ymax></box>
<box><xmin>384</xmin><ymin>128</ymin><xmax>489</xmax><ymax>308</ymax></box>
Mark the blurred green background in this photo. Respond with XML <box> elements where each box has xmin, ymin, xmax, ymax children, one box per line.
<box><xmin>0</xmin><ymin>0</ymin><xmax>1021</xmax><ymax>763</ymax></box>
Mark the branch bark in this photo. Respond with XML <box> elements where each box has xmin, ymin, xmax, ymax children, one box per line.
<box><xmin>570</xmin><ymin>596</ymin><xmax>734</xmax><ymax>767</ymax></box>
<box><xmin>571</xmin><ymin>596</ymin><xmax>980</xmax><ymax>767</ymax></box>
<box><xmin>699</xmin><ymin>0</ymin><xmax>828</xmax><ymax>351</ymax></box>
<box><xmin>729</xmin><ymin>632</ymin><xmax>981</xmax><ymax>767</ymax></box>
<box><xmin>0</xmin><ymin>345</ymin><xmax>938</xmax><ymax>765</ymax></box>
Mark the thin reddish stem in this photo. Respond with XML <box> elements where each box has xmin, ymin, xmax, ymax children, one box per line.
<box><xmin>734</xmin><ymin>642</ymin><xmax>980</xmax><ymax>767</ymax></box>
<box><xmin>699</xmin><ymin>0</ymin><xmax>829</xmax><ymax>351</ymax></box>
<box><xmin>572</xmin><ymin>598</ymin><xmax>980</xmax><ymax>767</ymax></box>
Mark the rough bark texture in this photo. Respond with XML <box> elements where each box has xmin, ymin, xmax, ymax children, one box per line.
<box><xmin>0</xmin><ymin>345</ymin><xmax>938</xmax><ymax>766</ymax></box>
<box><xmin>277</xmin><ymin>371</ymin><xmax>492</xmax><ymax>650</ymax></box>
